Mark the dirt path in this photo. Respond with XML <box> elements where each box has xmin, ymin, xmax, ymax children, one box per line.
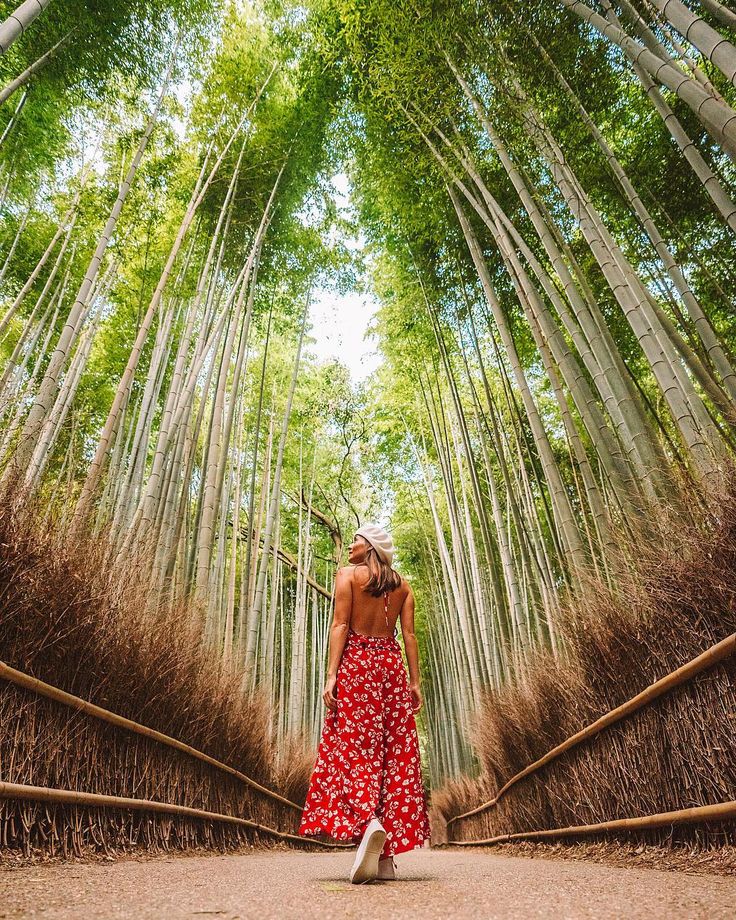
<box><xmin>2</xmin><ymin>846</ymin><xmax>735</xmax><ymax>919</ymax></box>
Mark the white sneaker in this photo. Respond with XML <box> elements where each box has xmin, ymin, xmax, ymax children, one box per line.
<box><xmin>377</xmin><ymin>857</ymin><xmax>396</xmax><ymax>880</ymax></box>
<box><xmin>350</xmin><ymin>818</ymin><xmax>387</xmax><ymax>884</ymax></box>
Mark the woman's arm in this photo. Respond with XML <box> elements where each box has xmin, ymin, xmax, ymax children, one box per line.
<box><xmin>399</xmin><ymin>585</ymin><xmax>423</xmax><ymax>712</ymax></box>
<box><xmin>322</xmin><ymin>567</ymin><xmax>352</xmax><ymax>712</ymax></box>
<box><xmin>400</xmin><ymin>585</ymin><xmax>420</xmax><ymax>683</ymax></box>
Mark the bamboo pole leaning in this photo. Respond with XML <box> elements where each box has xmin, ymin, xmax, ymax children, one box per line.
<box><xmin>647</xmin><ymin>0</ymin><xmax>736</xmax><ymax>88</ymax></box>
<box><xmin>0</xmin><ymin>660</ymin><xmax>302</xmax><ymax>813</ymax></box>
<box><xmin>448</xmin><ymin>631</ymin><xmax>736</xmax><ymax>827</ymax></box>
<box><xmin>7</xmin><ymin>43</ymin><xmax>180</xmax><ymax>494</ymax></box>
<box><xmin>699</xmin><ymin>0</ymin><xmax>736</xmax><ymax>32</ymax></box>
<box><xmin>0</xmin><ymin>782</ymin><xmax>350</xmax><ymax>850</ymax></box>
<box><xmin>0</xmin><ymin>29</ymin><xmax>73</xmax><ymax>106</ymax></box>
<box><xmin>448</xmin><ymin>800</ymin><xmax>736</xmax><ymax>846</ymax></box>
<box><xmin>70</xmin><ymin>64</ymin><xmax>277</xmax><ymax>530</ymax></box>
<box><xmin>0</xmin><ymin>0</ymin><xmax>52</xmax><ymax>55</ymax></box>
<box><xmin>558</xmin><ymin>0</ymin><xmax>736</xmax><ymax>156</ymax></box>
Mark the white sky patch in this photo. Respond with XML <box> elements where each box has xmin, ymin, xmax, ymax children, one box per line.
<box><xmin>332</xmin><ymin>171</ymin><xmax>350</xmax><ymax>201</ymax></box>
<box><xmin>305</xmin><ymin>171</ymin><xmax>381</xmax><ymax>383</ymax></box>
<box><xmin>171</xmin><ymin>78</ymin><xmax>194</xmax><ymax>142</ymax></box>
<box><xmin>307</xmin><ymin>288</ymin><xmax>380</xmax><ymax>382</ymax></box>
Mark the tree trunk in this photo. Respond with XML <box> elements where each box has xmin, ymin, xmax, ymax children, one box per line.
<box><xmin>0</xmin><ymin>29</ymin><xmax>72</xmax><ymax>105</ymax></box>
<box><xmin>698</xmin><ymin>0</ymin><xmax>736</xmax><ymax>31</ymax></box>
<box><xmin>450</xmin><ymin>187</ymin><xmax>587</xmax><ymax>576</ymax></box>
<box><xmin>600</xmin><ymin>0</ymin><xmax>736</xmax><ymax>231</ymax></box>
<box><xmin>246</xmin><ymin>298</ymin><xmax>310</xmax><ymax>681</ymax></box>
<box><xmin>524</xmin><ymin>30</ymin><xmax>736</xmax><ymax>403</ymax></box>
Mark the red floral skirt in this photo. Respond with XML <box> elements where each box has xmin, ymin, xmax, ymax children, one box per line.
<box><xmin>299</xmin><ymin>629</ymin><xmax>431</xmax><ymax>857</ymax></box>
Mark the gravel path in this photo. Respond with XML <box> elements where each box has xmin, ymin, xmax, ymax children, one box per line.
<box><xmin>2</xmin><ymin>846</ymin><xmax>735</xmax><ymax>920</ymax></box>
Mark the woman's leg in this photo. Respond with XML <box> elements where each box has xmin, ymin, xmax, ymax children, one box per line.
<box><xmin>377</xmin><ymin>653</ymin><xmax>430</xmax><ymax>858</ymax></box>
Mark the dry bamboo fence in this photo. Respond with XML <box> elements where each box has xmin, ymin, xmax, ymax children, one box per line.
<box><xmin>449</xmin><ymin>800</ymin><xmax>736</xmax><ymax>846</ymax></box>
<box><xmin>0</xmin><ymin>502</ymin><xmax>328</xmax><ymax>858</ymax></box>
<box><xmin>0</xmin><ymin>660</ymin><xmax>301</xmax><ymax>812</ymax></box>
<box><xmin>0</xmin><ymin>662</ymin><xmax>349</xmax><ymax>851</ymax></box>
<box><xmin>446</xmin><ymin>631</ymin><xmax>736</xmax><ymax>845</ymax></box>
<box><xmin>0</xmin><ymin>781</ymin><xmax>349</xmax><ymax>848</ymax></box>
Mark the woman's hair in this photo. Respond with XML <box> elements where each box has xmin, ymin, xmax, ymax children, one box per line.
<box><xmin>361</xmin><ymin>544</ymin><xmax>402</xmax><ymax>597</ymax></box>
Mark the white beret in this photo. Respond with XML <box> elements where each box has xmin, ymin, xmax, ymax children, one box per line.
<box><xmin>355</xmin><ymin>522</ymin><xmax>395</xmax><ymax>566</ymax></box>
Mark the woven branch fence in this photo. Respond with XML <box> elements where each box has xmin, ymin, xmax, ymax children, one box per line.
<box><xmin>4</xmin><ymin>489</ymin><xmax>736</xmax><ymax>858</ymax></box>
<box><xmin>442</xmin><ymin>632</ymin><xmax>736</xmax><ymax>847</ymax></box>
<box><xmin>0</xmin><ymin>502</ymin><xmax>329</xmax><ymax>859</ymax></box>
<box><xmin>0</xmin><ymin>661</ymin><xmax>341</xmax><ymax>857</ymax></box>
<box><xmin>0</xmin><ymin>661</ymin><xmax>302</xmax><ymax>812</ymax></box>
<box><xmin>0</xmin><ymin>662</ymin><xmax>353</xmax><ymax>855</ymax></box>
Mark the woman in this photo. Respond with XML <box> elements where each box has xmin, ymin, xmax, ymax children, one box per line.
<box><xmin>298</xmin><ymin>522</ymin><xmax>431</xmax><ymax>883</ymax></box>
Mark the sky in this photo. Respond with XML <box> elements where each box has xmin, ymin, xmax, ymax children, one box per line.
<box><xmin>303</xmin><ymin>173</ymin><xmax>382</xmax><ymax>383</ymax></box>
<box><xmin>81</xmin><ymin>72</ymin><xmax>379</xmax><ymax>386</ymax></box>
<box><xmin>306</xmin><ymin>289</ymin><xmax>381</xmax><ymax>382</ymax></box>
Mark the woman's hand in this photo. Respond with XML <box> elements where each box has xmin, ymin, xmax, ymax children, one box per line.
<box><xmin>410</xmin><ymin>682</ymin><xmax>423</xmax><ymax>713</ymax></box>
<box><xmin>323</xmin><ymin>674</ymin><xmax>338</xmax><ymax>712</ymax></box>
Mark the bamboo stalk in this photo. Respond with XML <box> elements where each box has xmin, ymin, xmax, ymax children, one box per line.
<box><xmin>0</xmin><ymin>28</ymin><xmax>73</xmax><ymax>105</ymax></box>
<box><xmin>448</xmin><ymin>799</ymin><xmax>736</xmax><ymax>846</ymax></box>
<box><xmin>448</xmin><ymin>631</ymin><xmax>736</xmax><ymax>825</ymax></box>
<box><xmin>0</xmin><ymin>660</ymin><xmax>302</xmax><ymax>812</ymax></box>
<box><xmin>0</xmin><ymin>781</ymin><xmax>350</xmax><ymax>849</ymax></box>
<box><xmin>0</xmin><ymin>0</ymin><xmax>52</xmax><ymax>55</ymax></box>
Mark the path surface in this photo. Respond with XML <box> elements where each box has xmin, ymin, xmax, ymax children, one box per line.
<box><xmin>2</xmin><ymin>847</ymin><xmax>735</xmax><ymax>920</ymax></box>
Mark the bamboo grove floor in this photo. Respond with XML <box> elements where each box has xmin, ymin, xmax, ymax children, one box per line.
<box><xmin>2</xmin><ymin>846</ymin><xmax>736</xmax><ymax>920</ymax></box>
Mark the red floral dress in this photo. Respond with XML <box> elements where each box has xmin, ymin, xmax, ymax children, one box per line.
<box><xmin>299</xmin><ymin>628</ymin><xmax>431</xmax><ymax>857</ymax></box>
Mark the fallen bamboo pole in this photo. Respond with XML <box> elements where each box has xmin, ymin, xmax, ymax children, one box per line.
<box><xmin>447</xmin><ymin>799</ymin><xmax>736</xmax><ymax>846</ymax></box>
<box><xmin>0</xmin><ymin>781</ymin><xmax>351</xmax><ymax>849</ymax></box>
<box><xmin>0</xmin><ymin>661</ymin><xmax>302</xmax><ymax>813</ymax></box>
<box><xmin>448</xmin><ymin>631</ymin><xmax>736</xmax><ymax>826</ymax></box>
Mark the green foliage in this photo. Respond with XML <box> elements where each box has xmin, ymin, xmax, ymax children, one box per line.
<box><xmin>0</xmin><ymin>0</ymin><xmax>220</xmax><ymax>188</ymax></box>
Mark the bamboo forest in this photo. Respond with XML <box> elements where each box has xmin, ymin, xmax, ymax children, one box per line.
<box><xmin>2</xmin><ymin>0</ymin><xmax>736</xmax><ymax>910</ymax></box>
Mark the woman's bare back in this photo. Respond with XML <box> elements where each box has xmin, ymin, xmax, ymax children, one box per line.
<box><xmin>344</xmin><ymin>564</ymin><xmax>409</xmax><ymax>637</ymax></box>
